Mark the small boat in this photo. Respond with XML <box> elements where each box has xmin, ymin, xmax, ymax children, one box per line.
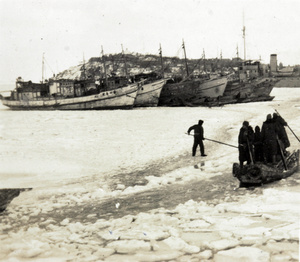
<box><xmin>232</xmin><ymin>150</ymin><xmax>300</xmax><ymax>187</ymax></box>
<box><xmin>0</xmin><ymin>188</ymin><xmax>31</xmax><ymax>213</ymax></box>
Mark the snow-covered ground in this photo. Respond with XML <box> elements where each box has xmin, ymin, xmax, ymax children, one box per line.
<box><xmin>0</xmin><ymin>87</ymin><xmax>299</xmax><ymax>261</ymax></box>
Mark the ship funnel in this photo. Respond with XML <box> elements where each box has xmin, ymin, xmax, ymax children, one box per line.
<box><xmin>270</xmin><ymin>54</ymin><xmax>277</xmax><ymax>72</ymax></box>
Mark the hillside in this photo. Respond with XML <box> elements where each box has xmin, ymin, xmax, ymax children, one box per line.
<box><xmin>55</xmin><ymin>52</ymin><xmax>242</xmax><ymax>80</ymax></box>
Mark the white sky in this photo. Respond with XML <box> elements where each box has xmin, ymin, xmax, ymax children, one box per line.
<box><xmin>0</xmin><ymin>0</ymin><xmax>299</xmax><ymax>83</ymax></box>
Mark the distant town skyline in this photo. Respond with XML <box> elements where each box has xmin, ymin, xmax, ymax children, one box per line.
<box><xmin>1</xmin><ymin>0</ymin><xmax>299</xmax><ymax>84</ymax></box>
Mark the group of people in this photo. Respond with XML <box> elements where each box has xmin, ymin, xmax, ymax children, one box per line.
<box><xmin>238</xmin><ymin>113</ymin><xmax>290</xmax><ymax>167</ymax></box>
<box><xmin>187</xmin><ymin>113</ymin><xmax>290</xmax><ymax>166</ymax></box>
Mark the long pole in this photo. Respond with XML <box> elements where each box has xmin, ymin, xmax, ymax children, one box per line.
<box><xmin>277</xmin><ymin>138</ymin><xmax>287</xmax><ymax>170</ymax></box>
<box><xmin>275</xmin><ymin>109</ymin><xmax>300</xmax><ymax>143</ymax></box>
<box><xmin>246</xmin><ymin>138</ymin><xmax>254</xmax><ymax>164</ymax></box>
<box><xmin>185</xmin><ymin>133</ymin><xmax>238</xmax><ymax>148</ymax></box>
<box><xmin>206</xmin><ymin>137</ymin><xmax>238</xmax><ymax>149</ymax></box>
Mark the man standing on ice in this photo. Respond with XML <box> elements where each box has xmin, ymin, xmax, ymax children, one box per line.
<box><xmin>187</xmin><ymin>120</ymin><xmax>207</xmax><ymax>157</ymax></box>
<box><xmin>238</xmin><ymin>121</ymin><xmax>254</xmax><ymax>167</ymax></box>
<box><xmin>261</xmin><ymin>114</ymin><xmax>279</xmax><ymax>164</ymax></box>
<box><xmin>273</xmin><ymin>112</ymin><xmax>290</xmax><ymax>153</ymax></box>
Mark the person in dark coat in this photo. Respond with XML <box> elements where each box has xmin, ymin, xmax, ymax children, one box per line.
<box><xmin>273</xmin><ymin>113</ymin><xmax>290</xmax><ymax>151</ymax></box>
<box><xmin>261</xmin><ymin>114</ymin><xmax>278</xmax><ymax>164</ymax></box>
<box><xmin>253</xmin><ymin>125</ymin><xmax>264</xmax><ymax>162</ymax></box>
<box><xmin>238</xmin><ymin>121</ymin><xmax>254</xmax><ymax>167</ymax></box>
<box><xmin>187</xmin><ymin>120</ymin><xmax>207</xmax><ymax>157</ymax></box>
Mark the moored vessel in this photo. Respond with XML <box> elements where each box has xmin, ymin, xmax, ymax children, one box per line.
<box><xmin>158</xmin><ymin>40</ymin><xmax>228</xmax><ymax>106</ymax></box>
<box><xmin>159</xmin><ymin>76</ymin><xmax>228</xmax><ymax>106</ymax></box>
<box><xmin>122</xmin><ymin>44</ymin><xmax>168</xmax><ymax>107</ymax></box>
<box><xmin>224</xmin><ymin>60</ymin><xmax>278</xmax><ymax>98</ymax></box>
<box><xmin>135</xmin><ymin>78</ymin><xmax>167</xmax><ymax>107</ymax></box>
<box><xmin>0</xmin><ymin>49</ymin><xmax>143</xmax><ymax>110</ymax></box>
<box><xmin>0</xmin><ymin>77</ymin><xmax>139</xmax><ymax>110</ymax></box>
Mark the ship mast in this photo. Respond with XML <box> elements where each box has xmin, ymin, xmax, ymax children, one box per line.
<box><xmin>121</xmin><ymin>44</ymin><xmax>128</xmax><ymax>79</ymax></box>
<box><xmin>182</xmin><ymin>39</ymin><xmax>189</xmax><ymax>77</ymax></box>
<box><xmin>242</xmin><ymin>12</ymin><xmax>246</xmax><ymax>60</ymax></box>
<box><xmin>101</xmin><ymin>46</ymin><xmax>108</xmax><ymax>87</ymax></box>
<box><xmin>236</xmin><ymin>44</ymin><xmax>241</xmax><ymax>82</ymax></box>
<box><xmin>220</xmin><ymin>49</ymin><xmax>223</xmax><ymax>74</ymax></box>
<box><xmin>202</xmin><ymin>49</ymin><xmax>206</xmax><ymax>74</ymax></box>
<box><xmin>159</xmin><ymin>43</ymin><xmax>164</xmax><ymax>78</ymax></box>
<box><xmin>42</xmin><ymin>53</ymin><xmax>45</xmax><ymax>83</ymax></box>
<box><xmin>82</xmin><ymin>52</ymin><xmax>86</xmax><ymax>80</ymax></box>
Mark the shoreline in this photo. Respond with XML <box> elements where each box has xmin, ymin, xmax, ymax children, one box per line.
<box><xmin>274</xmin><ymin>76</ymin><xmax>300</xmax><ymax>88</ymax></box>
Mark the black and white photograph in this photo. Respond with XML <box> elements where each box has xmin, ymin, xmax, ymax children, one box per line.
<box><xmin>0</xmin><ymin>0</ymin><xmax>299</xmax><ymax>261</ymax></box>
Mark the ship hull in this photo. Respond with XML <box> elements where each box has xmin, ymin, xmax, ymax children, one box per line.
<box><xmin>198</xmin><ymin>77</ymin><xmax>228</xmax><ymax>97</ymax></box>
<box><xmin>134</xmin><ymin>79</ymin><xmax>166</xmax><ymax>107</ymax></box>
<box><xmin>271</xmin><ymin>71</ymin><xmax>294</xmax><ymax>77</ymax></box>
<box><xmin>224</xmin><ymin>77</ymin><xmax>278</xmax><ymax>97</ymax></box>
<box><xmin>159</xmin><ymin>77</ymin><xmax>227</xmax><ymax>106</ymax></box>
<box><xmin>1</xmin><ymin>84</ymin><xmax>138</xmax><ymax>110</ymax></box>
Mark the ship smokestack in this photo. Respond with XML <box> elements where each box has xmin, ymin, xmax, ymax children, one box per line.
<box><xmin>270</xmin><ymin>54</ymin><xmax>277</xmax><ymax>72</ymax></box>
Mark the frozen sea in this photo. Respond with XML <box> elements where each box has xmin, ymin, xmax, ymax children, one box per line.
<box><xmin>0</xmin><ymin>86</ymin><xmax>299</xmax><ymax>261</ymax></box>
